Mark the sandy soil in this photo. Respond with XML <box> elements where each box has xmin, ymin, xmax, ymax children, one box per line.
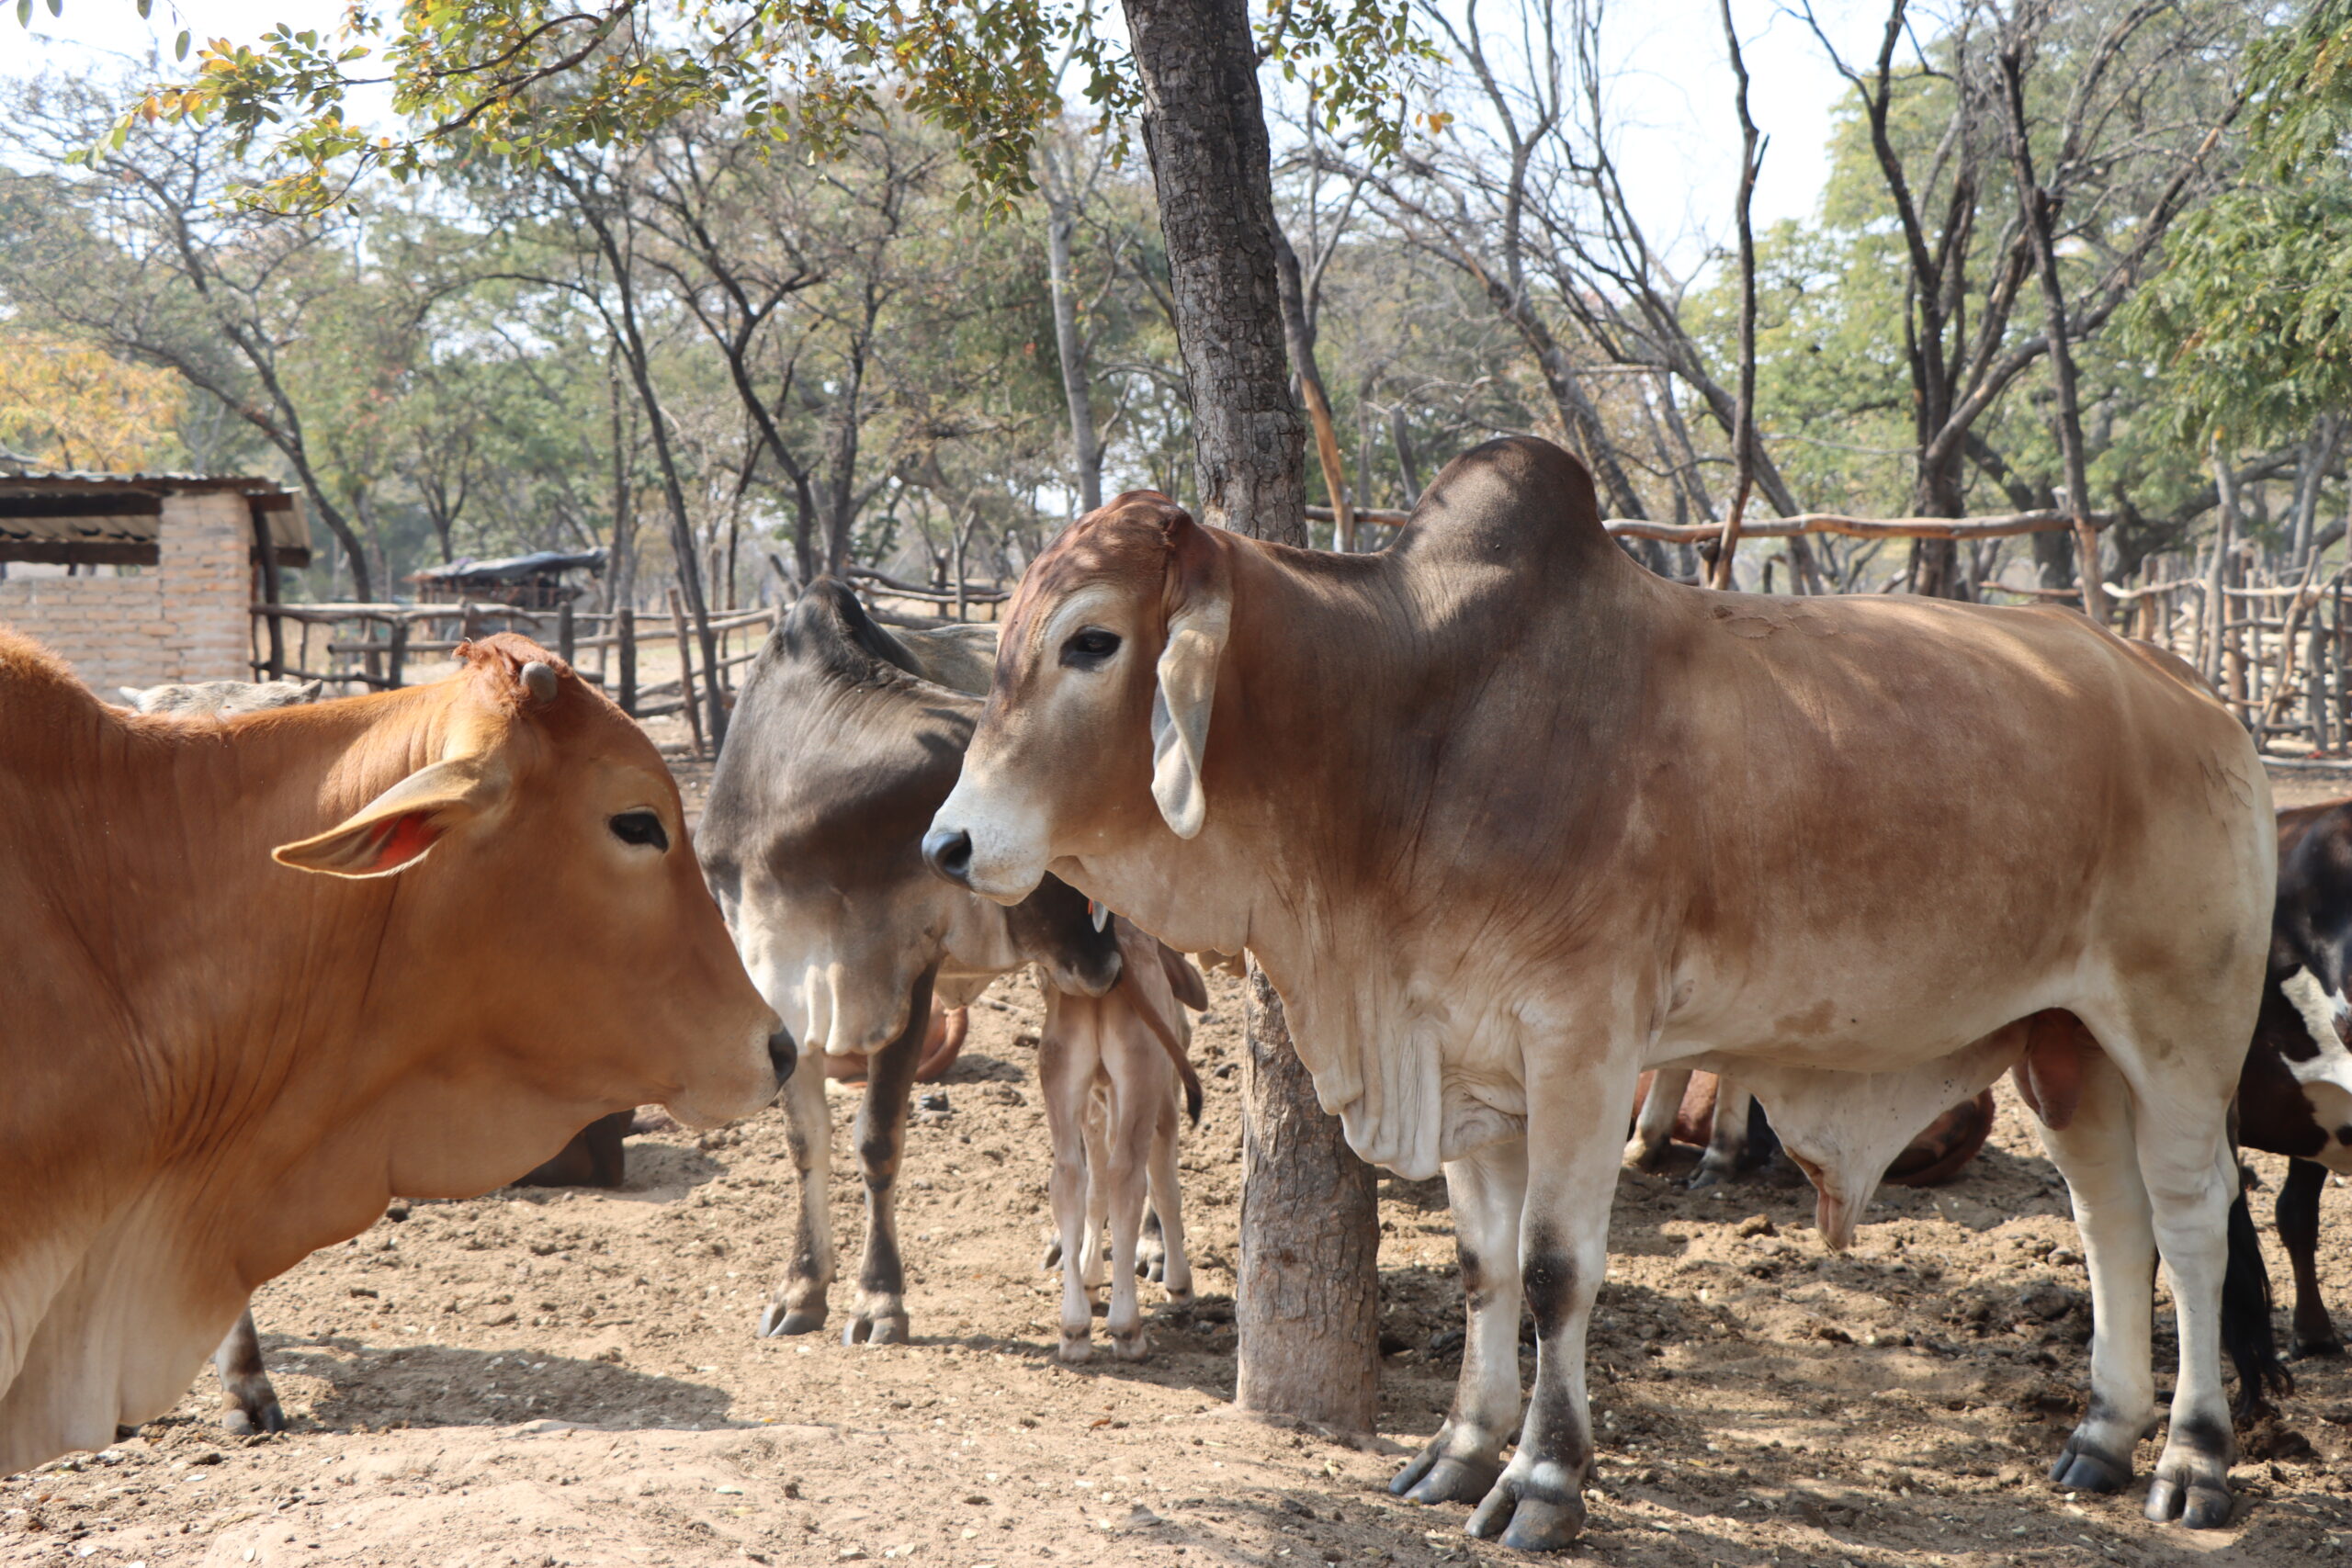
<box><xmin>11</xmin><ymin>762</ymin><xmax>2352</xmax><ymax>1568</ymax></box>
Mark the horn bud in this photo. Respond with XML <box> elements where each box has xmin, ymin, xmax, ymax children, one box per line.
<box><xmin>521</xmin><ymin>661</ymin><xmax>559</xmax><ymax>706</ymax></box>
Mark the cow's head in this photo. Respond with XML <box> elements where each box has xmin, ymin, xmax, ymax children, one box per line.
<box><xmin>699</xmin><ymin>583</ymin><xmax>1120</xmax><ymax>1067</ymax></box>
<box><xmin>926</xmin><ymin>492</ymin><xmax>1231</xmax><ymax>904</ymax></box>
<box><xmin>271</xmin><ymin>635</ymin><xmax>783</xmax><ymax>1191</ymax></box>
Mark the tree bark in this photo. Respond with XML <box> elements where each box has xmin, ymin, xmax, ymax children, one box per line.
<box><xmin>1272</xmin><ymin>229</ymin><xmax>1355</xmax><ymax>550</ymax></box>
<box><xmin>1997</xmin><ymin>20</ymin><xmax>2103</xmax><ymax>624</ymax></box>
<box><xmin>1043</xmin><ymin>180</ymin><xmax>1105</xmax><ymax>515</ymax></box>
<box><xmin>1124</xmin><ymin>0</ymin><xmax>1380</xmax><ymax>1433</ymax></box>
<box><xmin>1713</xmin><ymin>0</ymin><xmax>1763</xmax><ymax>592</ymax></box>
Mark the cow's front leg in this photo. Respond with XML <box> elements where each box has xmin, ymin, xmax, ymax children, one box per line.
<box><xmin>213</xmin><ymin>1308</ymin><xmax>284</xmax><ymax>1435</ymax></box>
<box><xmin>1465</xmin><ymin>1066</ymin><xmax>1637</xmax><ymax>1551</ymax></box>
<box><xmin>844</xmin><ymin>971</ymin><xmax>932</xmax><ymax>1346</ymax></box>
<box><xmin>1688</xmin><ymin>1077</ymin><xmax>1751</xmax><ymax>1189</ymax></box>
<box><xmin>757</xmin><ymin>1050</ymin><xmax>835</xmax><ymax>1337</ymax></box>
<box><xmin>2278</xmin><ymin>1158</ymin><xmax>2340</xmax><ymax>1357</ymax></box>
<box><xmin>1623</xmin><ymin>1068</ymin><xmax>1687</xmax><ymax>1171</ymax></box>
<box><xmin>1393</xmin><ymin>1135</ymin><xmax>1526</xmax><ymax>1506</ymax></box>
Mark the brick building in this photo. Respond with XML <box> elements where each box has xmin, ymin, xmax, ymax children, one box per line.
<box><xmin>0</xmin><ymin>471</ymin><xmax>309</xmax><ymax>693</ymax></box>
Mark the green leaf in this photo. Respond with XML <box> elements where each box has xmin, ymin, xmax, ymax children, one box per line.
<box><xmin>175</xmin><ymin>27</ymin><xmax>189</xmax><ymax>59</ymax></box>
<box><xmin>14</xmin><ymin>0</ymin><xmax>30</xmax><ymax>28</ymax></box>
<box><xmin>44</xmin><ymin>0</ymin><xmax>58</xmax><ymax>15</ymax></box>
<box><xmin>136</xmin><ymin>0</ymin><xmax>150</xmax><ymax>16</ymax></box>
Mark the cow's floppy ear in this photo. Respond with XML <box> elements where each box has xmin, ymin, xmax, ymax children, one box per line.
<box><xmin>1149</xmin><ymin>512</ymin><xmax>1230</xmax><ymax>840</ymax></box>
<box><xmin>273</xmin><ymin>755</ymin><xmax>508</xmax><ymax>879</ymax></box>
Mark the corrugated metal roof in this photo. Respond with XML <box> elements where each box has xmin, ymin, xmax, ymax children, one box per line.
<box><xmin>0</xmin><ymin>470</ymin><xmax>311</xmax><ymax>564</ymax></box>
<box><xmin>410</xmin><ymin>547</ymin><xmax>607</xmax><ymax>582</ymax></box>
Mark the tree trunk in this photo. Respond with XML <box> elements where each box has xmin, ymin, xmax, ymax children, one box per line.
<box><xmin>1124</xmin><ymin>0</ymin><xmax>1381</xmax><ymax>1433</ymax></box>
<box><xmin>1272</xmin><ymin>229</ymin><xmax>1354</xmax><ymax>550</ymax></box>
<box><xmin>1043</xmin><ymin>186</ymin><xmax>1105</xmax><ymax>515</ymax></box>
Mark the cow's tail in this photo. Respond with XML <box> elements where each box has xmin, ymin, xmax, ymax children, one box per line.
<box><xmin>2223</xmin><ymin>1152</ymin><xmax>2290</xmax><ymax>1425</ymax></box>
<box><xmin>1117</xmin><ymin>961</ymin><xmax>1204</xmax><ymax>1125</ymax></box>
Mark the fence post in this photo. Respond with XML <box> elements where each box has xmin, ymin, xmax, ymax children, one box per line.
<box><xmin>669</xmin><ymin>586</ymin><xmax>707</xmax><ymax>761</ymax></box>
<box><xmin>249</xmin><ymin>507</ymin><xmax>285</xmax><ymax>680</ymax></box>
<box><xmin>388</xmin><ymin>619</ymin><xmax>409</xmax><ymax>690</ymax></box>
<box><xmin>617</xmin><ymin>607</ymin><xmax>638</xmax><ymax>716</ymax></box>
<box><xmin>559</xmin><ymin>599</ymin><xmax>575</xmax><ymax>666</ymax></box>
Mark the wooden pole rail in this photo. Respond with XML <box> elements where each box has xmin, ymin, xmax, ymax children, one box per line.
<box><xmin>1305</xmin><ymin>505</ymin><xmax>2108</xmax><ymax>543</ymax></box>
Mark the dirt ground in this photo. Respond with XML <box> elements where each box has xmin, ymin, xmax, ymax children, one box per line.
<box><xmin>12</xmin><ymin>763</ymin><xmax>2352</xmax><ymax>1568</ymax></box>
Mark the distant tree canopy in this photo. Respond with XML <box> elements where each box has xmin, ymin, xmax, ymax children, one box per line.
<box><xmin>3</xmin><ymin>0</ymin><xmax>2343</xmax><ymax>608</ymax></box>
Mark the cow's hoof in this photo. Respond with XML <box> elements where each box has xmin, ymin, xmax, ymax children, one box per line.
<box><xmin>114</xmin><ymin>1425</ymin><xmax>142</xmax><ymax>1442</ymax></box>
<box><xmin>1110</xmin><ymin>1327</ymin><xmax>1149</xmax><ymax>1362</ymax></box>
<box><xmin>2048</xmin><ymin>1436</ymin><xmax>2132</xmax><ymax>1494</ymax></box>
<box><xmin>843</xmin><ymin>1312</ymin><xmax>909</xmax><ymax>1347</ymax></box>
<box><xmin>1686</xmin><ymin>1156</ymin><xmax>1737</xmax><ymax>1190</ymax></box>
<box><xmin>1621</xmin><ymin>1136</ymin><xmax>1664</xmax><ymax>1172</ymax></box>
<box><xmin>2145</xmin><ymin>1473</ymin><xmax>2234</xmax><ymax>1529</ymax></box>
<box><xmin>757</xmin><ymin>1303</ymin><xmax>826</xmax><ymax>1338</ymax></box>
<box><xmin>1466</xmin><ymin>1479</ymin><xmax>1585</xmax><ymax>1550</ymax></box>
<box><xmin>1058</xmin><ymin>1333</ymin><xmax>1092</xmax><ymax>1364</ymax></box>
<box><xmin>2146</xmin><ymin>1440</ymin><xmax>2234</xmax><ymax>1529</ymax></box>
<box><xmin>2292</xmin><ymin>1332</ymin><xmax>2343</xmax><ymax>1359</ymax></box>
<box><xmin>1392</xmin><ymin>1453</ymin><xmax>1500</xmax><ymax>1506</ymax></box>
<box><xmin>223</xmin><ymin>1390</ymin><xmax>287</xmax><ymax>1436</ymax></box>
<box><xmin>1041</xmin><ymin>1241</ymin><xmax>1063</xmax><ymax>1270</ymax></box>
<box><xmin>1163</xmin><ymin>1283</ymin><xmax>1195</xmax><ymax>1306</ymax></box>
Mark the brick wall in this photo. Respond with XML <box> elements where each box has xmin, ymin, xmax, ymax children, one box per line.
<box><xmin>0</xmin><ymin>489</ymin><xmax>254</xmax><ymax>693</ymax></box>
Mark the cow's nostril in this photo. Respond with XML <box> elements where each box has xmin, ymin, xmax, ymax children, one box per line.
<box><xmin>768</xmin><ymin>1028</ymin><xmax>797</xmax><ymax>1084</ymax></box>
<box><xmin>923</xmin><ymin>827</ymin><xmax>975</xmax><ymax>886</ymax></box>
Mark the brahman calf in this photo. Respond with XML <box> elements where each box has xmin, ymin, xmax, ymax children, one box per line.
<box><xmin>1040</xmin><ymin>918</ymin><xmax>1204</xmax><ymax>1360</ymax></box>
<box><xmin>699</xmin><ymin>582</ymin><xmax>1195</xmax><ymax>1349</ymax></box>
<box><xmin>0</xmin><ymin>632</ymin><xmax>783</xmax><ymax>1473</ymax></box>
<box><xmin>927</xmin><ymin>438</ymin><xmax>2273</xmax><ymax>1546</ymax></box>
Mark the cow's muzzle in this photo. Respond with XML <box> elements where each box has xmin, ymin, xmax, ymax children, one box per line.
<box><xmin>923</xmin><ymin>826</ymin><xmax>974</xmax><ymax>887</ymax></box>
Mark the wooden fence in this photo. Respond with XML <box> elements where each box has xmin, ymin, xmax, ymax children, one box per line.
<box><xmin>249</xmin><ymin>598</ymin><xmax>780</xmax><ymax>757</ymax></box>
<box><xmin>1307</xmin><ymin>503</ymin><xmax>2352</xmax><ymax>759</ymax></box>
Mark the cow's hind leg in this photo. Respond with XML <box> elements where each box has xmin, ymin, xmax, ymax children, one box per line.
<box><xmin>757</xmin><ymin>1037</ymin><xmax>835</xmax><ymax>1337</ymax></box>
<box><xmin>1039</xmin><ymin>993</ymin><xmax>1102</xmax><ymax>1362</ymax></box>
<box><xmin>2030</xmin><ymin>1043</ymin><xmax>2158</xmax><ymax>1498</ymax></box>
<box><xmin>1466</xmin><ymin>1063</ymin><xmax>1641</xmax><ymax>1551</ymax></box>
<box><xmin>2278</xmin><ymin>1158</ymin><xmax>2340</xmax><ymax>1357</ymax></box>
<box><xmin>213</xmin><ymin>1308</ymin><xmax>284</xmax><ymax>1436</ymax></box>
<box><xmin>844</xmin><ymin>971</ymin><xmax>932</xmax><ymax>1347</ymax></box>
<box><xmin>2134</xmin><ymin>1094</ymin><xmax>2243</xmax><ymax>1526</ymax></box>
<box><xmin>1393</xmin><ymin>1135</ymin><xmax>1527</xmax><ymax>1509</ymax></box>
<box><xmin>1097</xmin><ymin>1035</ymin><xmax>1159</xmax><ymax>1360</ymax></box>
<box><xmin>1689</xmin><ymin>1077</ymin><xmax>1751</xmax><ymax>1189</ymax></box>
<box><xmin>1145</xmin><ymin>1089</ymin><xmax>1193</xmax><ymax>1303</ymax></box>
<box><xmin>1623</xmin><ymin>1067</ymin><xmax>1687</xmax><ymax>1171</ymax></box>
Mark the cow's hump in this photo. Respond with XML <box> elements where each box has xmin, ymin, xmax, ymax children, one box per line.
<box><xmin>1390</xmin><ymin>436</ymin><xmax>1622</xmax><ymax>579</ymax></box>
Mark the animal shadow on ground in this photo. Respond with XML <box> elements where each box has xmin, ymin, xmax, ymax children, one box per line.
<box><xmin>258</xmin><ymin>1337</ymin><xmax>734</xmax><ymax>1433</ymax></box>
<box><xmin>934</xmin><ymin>1045</ymin><xmax>1027</xmax><ymax>1086</ymax></box>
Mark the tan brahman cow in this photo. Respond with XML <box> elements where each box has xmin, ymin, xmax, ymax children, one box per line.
<box><xmin>0</xmin><ymin>632</ymin><xmax>783</xmax><ymax>1474</ymax></box>
<box><xmin>923</xmin><ymin>437</ymin><xmax>2273</xmax><ymax>1547</ymax></box>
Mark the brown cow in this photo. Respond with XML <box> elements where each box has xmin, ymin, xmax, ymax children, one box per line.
<box><xmin>926</xmin><ymin>438</ymin><xmax>2272</xmax><ymax>1545</ymax></box>
<box><xmin>1629</xmin><ymin>1069</ymin><xmax>1996</xmax><ymax>1188</ymax></box>
<box><xmin>0</xmin><ymin>632</ymin><xmax>781</xmax><ymax>1473</ymax></box>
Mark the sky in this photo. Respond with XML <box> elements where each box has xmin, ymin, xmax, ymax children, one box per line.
<box><xmin>6</xmin><ymin>0</ymin><xmax>1877</xmax><ymax>261</ymax></box>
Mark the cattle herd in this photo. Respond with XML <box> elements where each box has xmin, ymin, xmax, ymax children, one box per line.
<box><xmin>6</xmin><ymin>435</ymin><xmax>2352</xmax><ymax>1552</ymax></box>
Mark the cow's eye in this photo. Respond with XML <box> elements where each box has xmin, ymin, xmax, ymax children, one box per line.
<box><xmin>610</xmin><ymin>811</ymin><xmax>670</xmax><ymax>853</ymax></box>
<box><xmin>1062</xmin><ymin>628</ymin><xmax>1121</xmax><ymax>668</ymax></box>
